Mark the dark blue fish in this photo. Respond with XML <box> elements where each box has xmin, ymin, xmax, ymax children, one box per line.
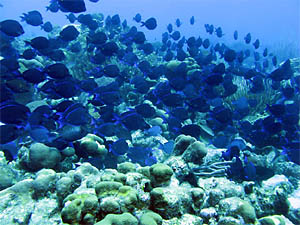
<box><xmin>202</xmin><ymin>38</ymin><xmax>210</xmax><ymax>49</ymax></box>
<box><xmin>66</xmin><ymin>13</ymin><xmax>77</xmax><ymax>23</ymax></box>
<box><xmin>244</xmin><ymin>33</ymin><xmax>251</xmax><ymax>44</ymax></box>
<box><xmin>111</xmin><ymin>14</ymin><xmax>121</xmax><ymax>26</ymax></box>
<box><xmin>282</xmin><ymin>85</ymin><xmax>295</xmax><ymax>99</ymax></box>
<box><xmin>170</xmin><ymin>31</ymin><xmax>181</xmax><ymax>41</ymax></box>
<box><xmin>44</xmin><ymin>63</ymin><xmax>70</xmax><ymax>79</ymax></box>
<box><xmin>212</xmin><ymin>106</ymin><xmax>233</xmax><ymax>124</ymax></box>
<box><xmin>215</xmin><ymin>27</ymin><xmax>223</xmax><ymax>38</ymax></box>
<box><xmin>180</xmin><ymin>124</ymin><xmax>202</xmax><ymax>139</ymax></box>
<box><xmin>226</xmin><ymin>157</ymin><xmax>243</xmax><ymax>179</ymax></box>
<box><xmin>0</xmin><ymin>102</ymin><xmax>30</xmax><ymax>125</ymax></box>
<box><xmin>62</xmin><ymin>103</ymin><xmax>91</xmax><ymax>126</ymax></box>
<box><xmin>46</xmin><ymin>0</ymin><xmax>59</xmax><ymax>12</ymax></box>
<box><xmin>204</xmin><ymin>24</ymin><xmax>214</xmax><ymax>34</ymax></box>
<box><xmin>135</xmin><ymin>103</ymin><xmax>156</xmax><ymax>118</ymax></box>
<box><xmin>254</xmin><ymin>52</ymin><xmax>260</xmax><ymax>61</ymax></box>
<box><xmin>0</xmin><ymin>125</ymin><xmax>19</xmax><ymax>144</ymax></box>
<box><xmin>161</xmin><ymin>93</ymin><xmax>184</xmax><ymax>107</ymax></box>
<box><xmin>110</xmin><ymin>138</ymin><xmax>128</xmax><ymax>155</ymax></box>
<box><xmin>22</xmin><ymin>68</ymin><xmax>46</xmax><ymax>84</ymax></box>
<box><xmin>58</xmin><ymin>0</ymin><xmax>86</xmax><ymax>13</ymax></box>
<box><xmin>138</xmin><ymin>60</ymin><xmax>151</xmax><ymax>73</ymax></box>
<box><xmin>243</xmin><ymin>157</ymin><xmax>256</xmax><ymax>181</ymax></box>
<box><xmin>233</xmin><ymin>30</ymin><xmax>238</xmax><ymax>40</ymax></box>
<box><xmin>78</xmin><ymin>14</ymin><xmax>93</xmax><ymax>26</ymax></box>
<box><xmin>253</xmin><ymin>39</ymin><xmax>260</xmax><ymax>49</ymax></box>
<box><xmin>224</xmin><ymin>49</ymin><xmax>236</xmax><ymax>63</ymax></box>
<box><xmin>53</xmin><ymin>78</ymin><xmax>79</xmax><ymax>98</ymax></box>
<box><xmin>176</xmin><ymin>48</ymin><xmax>187</xmax><ymax>61</ymax></box>
<box><xmin>96</xmin><ymin>122</ymin><xmax>118</xmax><ymax>137</ymax></box>
<box><xmin>177</xmin><ymin>36</ymin><xmax>186</xmax><ymax>48</ymax></box>
<box><xmin>21</xmin><ymin>10</ymin><xmax>43</xmax><ymax>26</ymax></box>
<box><xmin>53</xmin><ymin>100</ymin><xmax>74</xmax><ymax>113</ymax></box>
<box><xmin>5</xmin><ymin>79</ymin><xmax>30</xmax><ymax>93</ymax></box>
<box><xmin>91</xmin><ymin>51</ymin><xmax>106</xmax><ymax>64</ymax></box>
<box><xmin>60</xmin><ymin>124</ymin><xmax>87</xmax><ymax>142</ymax></box>
<box><xmin>169</xmin><ymin>107</ymin><xmax>189</xmax><ymax>121</ymax></box>
<box><xmin>164</xmin><ymin>50</ymin><xmax>174</xmax><ymax>62</ymax></box>
<box><xmin>139</xmin><ymin>43</ymin><xmax>154</xmax><ymax>55</ymax></box>
<box><xmin>146</xmin><ymin>126</ymin><xmax>162</xmax><ymax>136</ymax></box>
<box><xmin>269</xmin><ymin>59</ymin><xmax>293</xmax><ymax>81</ymax></box>
<box><xmin>250</xmin><ymin>75</ymin><xmax>264</xmax><ymax>93</ymax></box>
<box><xmin>103</xmin><ymin>64</ymin><xmax>120</xmax><ymax>78</ymax></box>
<box><xmin>262</xmin><ymin>116</ymin><xmax>282</xmax><ymax>135</ymax></box>
<box><xmin>0</xmin><ymin>58</ymin><xmax>20</xmax><ymax>72</ymax></box>
<box><xmin>26</xmin><ymin>36</ymin><xmax>49</xmax><ymax>50</ymax></box>
<box><xmin>127</xmin><ymin>146</ymin><xmax>157</xmax><ymax>166</ymax></box>
<box><xmin>187</xmin><ymin>37</ymin><xmax>196</xmax><ymax>47</ymax></box>
<box><xmin>119</xmin><ymin>111</ymin><xmax>150</xmax><ymax>131</ymax></box>
<box><xmin>267</xmin><ymin>104</ymin><xmax>285</xmax><ymax>117</ymax></box>
<box><xmin>93</xmin><ymin>91</ymin><xmax>121</xmax><ymax>106</ymax></box>
<box><xmin>0</xmin><ymin>20</ymin><xmax>24</xmax><ymax>37</ymax></box>
<box><xmin>101</xmin><ymin>41</ymin><xmax>119</xmax><ymax>56</ymax></box>
<box><xmin>187</xmin><ymin>96</ymin><xmax>210</xmax><ymax>112</ymax></box>
<box><xmin>263</xmin><ymin>59</ymin><xmax>269</xmax><ymax>69</ymax></box>
<box><xmin>263</xmin><ymin>48</ymin><xmax>268</xmax><ymax>57</ymax></box>
<box><xmin>205</xmin><ymin>73</ymin><xmax>224</xmax><ymax>86</ymax></box>
<box><xmin>133</xmin><ymin>13</ymin><xmax>142</xmax><ymax>23</ymax></box>
<box><xmin>283</xmin><ymin>142</ymin><xmax>300</xmax><ymax>165</ymax></box>
<box><xmin>131</xmin><ymin>76</ymin><xmax>154</xmax><ymax>94</ymax></box>
<box><xmin>175</xmin><ymin>18</ymin><xmax>182</xmax><ymax>27</ymax></box>
<box><xmin>41</xmin><ymin>21</ymin><xmax>53</xmax><ymax>32</ymax></box>
<box><xmin>47</xmin><ymin>49</ymin><xmax>66</xmax><ymax>61</ymax></box>
<box><xmin>79</xmin><ymin>78</ymin><xmax>98</xmax><ymax>93</ymax></box>
<box><xmin>29</xmin><ymin>126</ymin><xmax>57</xmax><ymax>143</ymax></box>
<box><xmin>167</xmin><ymin>23</ymin><xmax>173</xmax><ymax>33</ymax></box>
<box><xmin>160</xmin><ymin>141</ymin><xmax>174</xmax><ymax>154</ymax></box>
<box><xmin>122</xmin><ymin>52</ymin><xmax>139</xmax><ymax>66</ymax></box>
<box><xmin>122</xmin><ymin>19</ymin><xmax>127</xmax><ymax>29</ymax></box>
<box><xmin>60</xmin><ymin>25</ymin><xmax>79</xmax><ymax>41</ymax></box>
<box><xmin>222</xmin><ymin>145</ymin><xmax>240</xmax><ymax>161</ymax></box>
<box><xmin>141</xmin><ymin>17</ymin><xmax>157</xmax><ymax>30</ymax></box>
<box><xmin>190</xmin><ymin>16</ymin><xmax>195</xmax><ymax>25</ymax></box>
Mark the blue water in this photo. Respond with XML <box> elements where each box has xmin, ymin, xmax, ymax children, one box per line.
<box><xmin>1</xmin><ymin>0</ymin><xmax>299</xmax><ymax>60</ymax></box>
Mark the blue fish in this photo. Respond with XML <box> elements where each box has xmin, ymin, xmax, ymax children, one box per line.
<box><xmin>244</xmin><ymin>33</ymin><xmax>251</xmax><ymax>44</ymax></box>
<box><xmin>21</xmin><ymin>10</ymin><xmax>43</xmax><ymax>26</ymax></box>
<box><xmin>190</xmin><ymin>16</ymin><xmax>195</xmax><ymax>25</ymax></box>
<box><xmin>0</xmin><ymin>102</ymin><xmax>30</xmax><ymax>125</ymax></box>
<box><xmin>110</xmin><ymin>138</ymin><xmax>129</xmax><ymax>156</ymax></box>
<box><xmin>175</xmin><ymin>18</ymin><xmax>182</xmax><ymax>27</ymax></box>
<box><xmin>233</xmin><ymin>30</ymin><xmax>238</xmax><ymax>40</ymax></box>
<box><xmin>167</xmin><ymin>23</ymin><xmax>173</xmax><ymax>33</ymax></box>
<box><xmin>58</xmin><ymin>0</ymin><xmax>86</xmax><ymax>13</ymax></box>
<box><xmin>141</xmin><ymin>17</ymin><xmax>157</xmax><ymax>30</ymax></box>
<box><xmin>133</xmin><ymin>13</ymin><xmax>142</xmax><ymax>23</ymax></box>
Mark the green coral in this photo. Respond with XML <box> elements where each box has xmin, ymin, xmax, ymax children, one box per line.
<box><xmin>259</xmin><ymin>215</ymin><xmax>286</xmax><ymax>225</ymax></box>
<box><xmin>140</xmin><ymin>211</ymin><xmax>162</xmax><ymax>225</ymax></box>
<box><xmin>61</xmin><ymin>193</ymin><xmax>99</xmax><ymax>225</ymax></box>
<box><xmin>95</xmin><ymin>213</ymin><xmax>138</xmax><ymax>225</ymax></box>
<box><xmin>73</xmin><ymin>134</ymin><xmax>107</xmax><ymax>158</ymax></box>
<box><xmin>149</xmin><ymin>163</ymin><xmax>173</xmax><ymax>187</ymax></box>
<box><xmin>182</xmin><ymin>141</ymin><xmax>208</xmax><ymax>164</ymax></box>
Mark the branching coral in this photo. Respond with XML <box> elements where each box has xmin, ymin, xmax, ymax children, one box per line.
<box><xmin>223</xmin><ymin>76</ymin><xmax>280</xmax><ymax>116</ymax></box>
<box><xmin>191</xmin><ymin>159</ymin><xmax>236</xmax><ymax>177</ymax></box>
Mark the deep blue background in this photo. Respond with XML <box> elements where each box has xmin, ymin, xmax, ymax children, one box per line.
<box><xmin>1</xmin><ymin>0</ymin><xmax>299</xmax><ymax>60</ymax></box>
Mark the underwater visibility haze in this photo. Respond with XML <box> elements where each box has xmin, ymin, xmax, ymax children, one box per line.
<box><xmin>0</xmin><ymin>0</ymin><xmax>300</xmax><ymax>224</ymax></box>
